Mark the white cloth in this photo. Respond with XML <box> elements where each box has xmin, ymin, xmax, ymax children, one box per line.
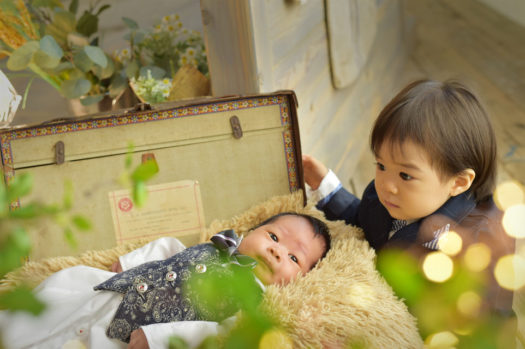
<box><xmin>0</xmin><ymin>238</ymin><xmax>224</xmax><ymax>349</ymax></box>
<box><xmin>305</xmin><ymin>169</ymin><xmax>341</xmax><ymax>203</ymax></box>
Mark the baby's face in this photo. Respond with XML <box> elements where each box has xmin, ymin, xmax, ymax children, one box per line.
<box><xmin>237</xmin><ymin>215</ymin><xmax>325</xmax><ymax>285</ymax></box>
<box><xmin>374</xmin><ymin>140</ymin><xmax>460</xmax><ymax>221</ymax></box>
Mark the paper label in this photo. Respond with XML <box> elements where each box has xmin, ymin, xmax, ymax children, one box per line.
<box><xmin>108</xmin><ymin>180</ymin><xmax>206</xmax><ymax>246</ymax></box>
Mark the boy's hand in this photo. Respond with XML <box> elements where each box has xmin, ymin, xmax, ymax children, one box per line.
<box><xmin>128</xmin><ymin>328</ymin><xmax>149</xmax><ymax>349</ymax></box>
<box><xmin>111</xmin><ymin>261</ymin><xmax>123</xmax><ymax>273</ymax></box>
<box><xmin>302</xmin><ymin>154</ymin><xmax>328</xmax><ymax>190</ymax></box>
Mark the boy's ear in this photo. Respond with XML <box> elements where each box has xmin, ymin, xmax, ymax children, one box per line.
<box><xmin>450</xmin><ymin>169</ymin><xmax>476</xmax><ymax>196</ymax></box>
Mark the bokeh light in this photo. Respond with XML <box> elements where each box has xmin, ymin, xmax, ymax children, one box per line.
<box><xmin>438</xmin><ymin>231</ymin><xmax>462</xmax><ymax>256</ymax></box>
<box><xmin>423</xmin><ymin>252</ymin><xmax>454</xmax><ymax>283</ymax></box>
<box><xmin>425</xmin><ymin>331</ymin><xmax>459</xmax><ymax>348</ymax></box>
<box><xmin>494</xmin><ymin>180</ymin><xmax>524</xmax><ymax>211</ymax></box>
<box><xmin>457</xmin><ymin>291</ymin><xmax>481</xmax><ymax>317</ymax></box>
<box><xmin>494</xmin><ymin>254</ymin><xmax>525</xmax><ymax>291</ymax></box>
<box><xmin>464</xmin><ymin>243</ymin><xmax>491</xmax><ymax>272</ymax></box>
<box><xmin>502</xmin><ymin>204</ymin><xmax>525</xmax><ymax>239</ymax></box>
<box><xmin>259</xmin><ymin>328</ymin><xmax>293</xmax><ymax>349</ymax></box>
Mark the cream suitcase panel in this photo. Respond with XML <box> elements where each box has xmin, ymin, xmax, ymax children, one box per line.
<box><xmin>9</xmin><ymin>103</ymin><xmax>283</xmax><ymax>167</ymax></box>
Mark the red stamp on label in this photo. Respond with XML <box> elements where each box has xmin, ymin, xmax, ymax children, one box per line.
<box><xmin>118</xmin><ymin>198</ymin><xmax>133</xmax><ymax>212</ymax></box>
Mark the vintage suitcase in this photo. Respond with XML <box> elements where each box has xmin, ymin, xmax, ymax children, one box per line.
<box><xmin>0</xmin><ymin>91</ymin><xmax>304</xmax><ymax>260</ymax></box>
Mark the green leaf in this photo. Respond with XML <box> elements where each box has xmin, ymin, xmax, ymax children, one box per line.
<box><xmin>72</xmin><ymin>215</ymin><xmax>92</xmax><ymax>231</ymax></box>
<box><xmin>64</xmin><ymin>227</ymin><xmax>77</xmax><ymax>248</ymax></box>
<box><xmin>125</xmin><ymin>60</ymin><xmax>139</xmax><ymax>79</ymax></box>
<box><xmin>125</xmin><ymin>143</ymin><xmax>134</xmax><ymax>169</ymax></box>
<box><xmin>168</xmin><ymin>336</ymin><xmax>190</xmax><ymax>349</ymax></box>
<box><xmin>84</xmin><ymin>45</ymin><xmax>107</xmax><ymax>68</ymax></box>
<box><xmin>122</xmin><ymin>17</ymin><xmax>139</xmax><ymax>30</ymax></box>
<box><xmin>69</xmin><ymin>0</ymin><xmax>79</xmax><ymax>14</ymax></box>
<box><xmin>80</xmin><ymin>94</ymin><xmax>104</xmax><ymax>106</ymax></box>
<box><xmin>109</xmin><ymin>73</ymin><xmax>128</xmax><ymax>98</ymax></box>
<box><xmin>0</xmin><ymin>178</ymin><xmax>7</xmax><ymax>214</ymax></box>
<box><xmin>0</xmin><ymin>228</ymin><xmax>31</xmax><ymax>276</ymax></box>
<box><xmin>6</xmin><ymin>173</ymin><xmax>33</xmax><ymax>202</ymax></box>
<box><xmin>92</xmin><ymin>54</ymin><xmax>114</xmax><ymax>79</ymax></box>
<box><xmin>132</xmin><ymin>181</ymin><xmax>147</xmax><ymax>207</ymax></box>
<box><xmin>131</xmin><ymin>160</ymin><xmax>159</xmax><ymax>182</ymax></box>
<box><xmin>9</xmin><ymin>227</ymin><xmax>32</xmax><ymax>254</ymax></box>
<box><xmin>139</xmin><ymin>66</ymin><xmax>166</xmax><ymax>80</ymax></box>
<box><xmin>61</xmin><ymin>78</ymin><xmax>91</xmax><ymax>99</ymax></box>
<box><xmin>33</xmin><ymin>35</ymin><xmax>63</xmax><ymax>69</ymax></box>
<box><xmin>376</xmin><ymin>249</ymin><xmax>426</xmax><ymax>305</ymax></box>
<box><xmin>53</xmin><ymin>61</ymin><xmax>74</xmax><ymax>73</ymax></box>
<box><xmin>76</xmin><ymin>11</ymin><xmax>98</xmax><ymax>37</ymax></box>
<box><xmin>73</xmin><ymin>49</ymin><xmax>93</xmax><ymax>72</ymax></box>
<box><xmin>0</xmin><ymin>1</ymin><xmax>18</xmax><ymax>12</ymax></box>
<box><xmin>8</xmin><ymin>203</ymin><xmax>44</xmax><ymax>219</ymax></box>
<box><xmin>0</xmin><ymin>286</ymin><xmax>46</xmax><ymax>315</ymax></box>
<box><xmin>7</xmin><ymin>41</ymin><xmax>39</xmax><ymax>71</ymax></box>
<box><xmin>33</xmin><ymin>50</ymin><xmax>61</xmax><ymax>69</ymax></box>
<box><xmin>62</xmin><ymin>180</ymin><xmax>73</xmax><ymax>210</ymax></box>
<box><xmin>32</xmin><ymin>0</ymin><xmax>63</xmax><ymax>9</ymax></box>
<box><xmin>96</xmin><ymin>4</ymin><xmax>111</xmax><ymax>16</ymax></box>
<box><xmin>40</xmin><ymin>35</ymin><xmax>63</xmax><ymax>59</ymax></box>
<box><xmin>53</xmin><ymin>10</ymin><xmax>76</xmax><ymax>33</ymax></box>
<box><xmin>133</xmin><ymin>31</ymin><xmax>145</xmax><ymax>45</ymax></box>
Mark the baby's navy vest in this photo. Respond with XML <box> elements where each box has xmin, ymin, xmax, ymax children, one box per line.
<box><xmin>94</xmin><ymin>230</ymin><xmax>258</xmax><ymax>342</ymax></box>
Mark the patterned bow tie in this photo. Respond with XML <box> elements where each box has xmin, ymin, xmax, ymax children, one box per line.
<box><xmin>211</xmin><ymin>230</ymin><xmax>257</xmax><ymax>268</ymax></box>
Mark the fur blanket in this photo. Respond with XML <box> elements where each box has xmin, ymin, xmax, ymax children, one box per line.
<box><xmin>0</xmin><ymin>191</ymin><xmax>423</xmax><ymax>348</ymax></box>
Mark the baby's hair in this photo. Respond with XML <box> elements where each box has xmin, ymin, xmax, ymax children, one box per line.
<box><xmin>252</xmin><ymin>212</ymin><xmax>331</xmax><ymax>261</ymax></box>
<box><xmin>370</xmin><ymin>79</ymin><xmax>497</xmax><ymax>202</ymax></box>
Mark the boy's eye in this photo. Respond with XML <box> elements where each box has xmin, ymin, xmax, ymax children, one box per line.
<box><xmin>400</xmin><ymin>172</ymin><xmax>413</xmax><ymax>180</ymax></box>
<box><xmin>375</xmin><ymin>162</ymin><xmax>385</xmax><ymax>171</ymax></box>
<box><xmin>289</xmin><ymin>254</ymin><xmax>298</xmax><ymax>263</ymax></box>
<box><xmin>269</xmin><ymin>233</ymin><xmax>278</xmax><ymax>242</ymax></box>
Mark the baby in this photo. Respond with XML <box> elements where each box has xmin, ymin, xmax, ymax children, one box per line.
<box><xmin>0</xmin><ymin>212</ymin><xmax>330</xmax><ymax>349</ymax></box>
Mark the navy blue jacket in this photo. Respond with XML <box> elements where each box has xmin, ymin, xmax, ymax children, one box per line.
<box><xmin>319</xmin><ymin>180</ymin><xmax>515</xmax><ymax>312</ymax></box>
<box><xmin>322</xmin><ymin>180</ymin><xmax>491</xmax><ymax>249</ymax></box>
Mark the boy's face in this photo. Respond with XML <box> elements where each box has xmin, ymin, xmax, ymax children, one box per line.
<box><xmin>374</xmin><ymin>140</ymin><xmax>460</xmax><ymax>221</ymax></box>
<box><xmin>237</xmin><ymin>215</ymin><xmax>325</xmax><ymax>286</ymax></box>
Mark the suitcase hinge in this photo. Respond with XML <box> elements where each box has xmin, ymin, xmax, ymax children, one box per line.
<box><xmin>230</xmin><ymin>116</ymin><xmax>243</xmax><ymax>139</ymax></box>
<box><xmin>55</xmin><ymin>141</ymin><xmax>65</xmax><ymax>165</ymax></box>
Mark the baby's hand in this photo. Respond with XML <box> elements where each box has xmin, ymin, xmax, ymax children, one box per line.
<box><xmin>128</xmin><ymin>328</ymin><xmax>149</xmax><ymax>349</ymax></box>
<box><xmin>302</xmin><ymin>154</ymin><xmax>328</xmax><ymax>190</ymax></box>
<box><xmin>111</xmin><ymin>261</ymin><xmax>123</xmax><ymax>273</ymax></box>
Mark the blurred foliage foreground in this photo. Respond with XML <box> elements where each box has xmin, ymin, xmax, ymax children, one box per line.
<box><xmin>1</xmin><ymin>173</ymin><xmax>524</xmax><ymax>349</ymax></box>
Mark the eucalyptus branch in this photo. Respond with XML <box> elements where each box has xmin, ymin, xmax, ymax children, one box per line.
<box><xmin>27</xmin><ymin>63</ymin><xmax>61</xmax><ymax>91</ymax></box>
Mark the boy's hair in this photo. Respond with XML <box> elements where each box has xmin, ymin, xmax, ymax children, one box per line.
<box><xmin>370</xmin><ymin>79</ymin><xmax>497</xmax><ymax>202</ymax></box>
<box><xmin>253</xmin><ymin>212</ymin><xmax>331</xmax><ymax>261</ymax></box>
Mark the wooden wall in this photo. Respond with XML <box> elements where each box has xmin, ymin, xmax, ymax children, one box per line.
<box><xmin>201</xmin><ymin>0</ymin><xmax>410</xmax><ymax>193</ymax></box>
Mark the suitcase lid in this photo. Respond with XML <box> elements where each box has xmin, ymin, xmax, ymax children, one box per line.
<box><xmin>1</xmin><ymin>91</ymin><xmax>305</xmax><ymax>259</ymax></box>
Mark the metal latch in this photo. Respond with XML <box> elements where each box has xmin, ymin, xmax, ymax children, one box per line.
<box><xmin>230</xmin><ymin>115</ymin><xmax>243</xmax><ymax>139</ymax></box>
<box><xmin>55</xmin><ymin>141</ymin><xmax>65</xmax><ymax>165</ymax></box>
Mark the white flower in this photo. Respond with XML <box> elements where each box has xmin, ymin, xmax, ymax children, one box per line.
<box><xmin>185</xmin><ymin>47</ymin><xmax>196</xmax><ymax>57</ymax></box>
<box><xmin>178</xmin><ymin>54</ymin><xmax>189</xmax><ymax>66</ymax></box>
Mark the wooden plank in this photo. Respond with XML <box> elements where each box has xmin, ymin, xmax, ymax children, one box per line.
<box><xmin>248</xmin><ymin>0</ymin><xmax>275</xmax><ymax>92</ymax></box>
<box><xmin>325</xmin><ymin>0</ymin><xmax>378</xmax><ymax>88</ymax></box>
<box><xmin>404</xmin><ymin>0</ymin><xmax>525</xmax><ymax>186</ymax></box>
<box><xmin>307</xmin><ymin>0</ymin><xmax>405</xmax><ymax>160</ymax></box>
<box><xmin>200</xmin><ymin>0</ymin><xmax>259</xmax><ymax>95</ymax></box>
